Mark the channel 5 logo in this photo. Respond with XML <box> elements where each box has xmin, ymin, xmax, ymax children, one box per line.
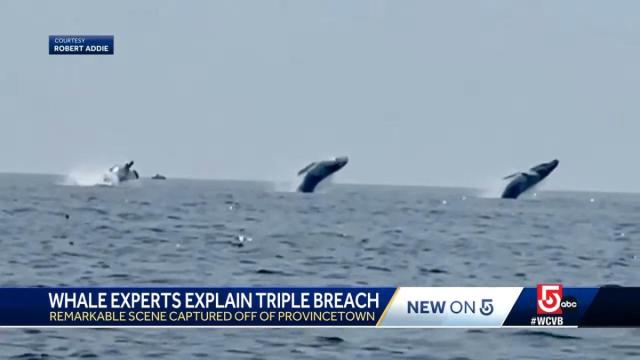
<box><xmin>536</xmin><ymin>284</ymin><xmax>579</xmax><ymax>315</ymax></box>
<box><xmin>537</xmin><ymin>284</ymin><xmax>563</xmax><ymax>315</ymax></box>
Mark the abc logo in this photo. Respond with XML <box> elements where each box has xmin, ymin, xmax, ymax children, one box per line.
<box><xmin>560</xmin><ymin>296</ymin><xmax>578</xmax><ymax>313</ymax></box>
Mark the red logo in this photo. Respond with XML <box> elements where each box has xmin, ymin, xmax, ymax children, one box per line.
<box><xmin>537</xmin><ymin>284</ymin><xmax>563</xmax><ymax>315</ymax></box>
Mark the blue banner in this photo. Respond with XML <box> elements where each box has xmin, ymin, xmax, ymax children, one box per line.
<box><xmin>0</xmin><ymin>286</ymin><xmax>638</xmax><ymax>327</ymax></box>
<box><xmin>0</xmin><ymin>287</ymin><xmax>394</xmax><ymax>327</ymax></box>
<box><xmin>49</xmin><ymin>35</ymin><xmax>114</xmax><ymax>55</ymax></box>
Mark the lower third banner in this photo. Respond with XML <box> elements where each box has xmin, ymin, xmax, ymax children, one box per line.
<box><xmin>0</xmin><ymin>286</ymin><xmax>637</xmax><ymax>327</ymax></box>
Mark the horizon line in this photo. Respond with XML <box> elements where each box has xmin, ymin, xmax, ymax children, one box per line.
<box><xmin>0</xmin><ymin>170</ymin><xmax>636</xmax><ymax>196</ymax></box>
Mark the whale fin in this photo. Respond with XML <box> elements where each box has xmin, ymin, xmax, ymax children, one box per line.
<box><xmin>503</xmin><ymin>172</ymin><xmax>520</xmax><ymax>180</ymax></box>
<box><xmin>297</xmin><ymin>162</ymin><xmax>316</xmax><ymax>176</ymax></box>
<box><xmin>504</xmin><ymin>171</ymin><xmax>538</xmax><ymax>180</ymax></box>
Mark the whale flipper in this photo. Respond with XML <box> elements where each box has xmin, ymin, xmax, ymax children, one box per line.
<box><xmin>504</xmin><ymin>170</ymin><xmax>539</xmax><ymax>180</ymax></box>
<box><xmin>503</xmin><ymin>172</ymin><xmax>519</xmax><ymax>180</ymax></box>
<box><xmin>297</xmin><ymin>162</ymin><xmax>317</xmax><ymax>176</ymax></box>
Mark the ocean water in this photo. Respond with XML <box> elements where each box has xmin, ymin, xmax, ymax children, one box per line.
<box><xmin>0</xmin><ymin>173</ymin><xmax>638</xmax><ymax>359</ymax></box>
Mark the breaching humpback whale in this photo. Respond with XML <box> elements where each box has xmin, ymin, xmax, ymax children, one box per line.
<box><xmin>106</xmin><ymin>161</ymin><xmax>140</xmax><ymax>183</ymax></box>
<box><xmin>297</xmin><ymin>156</ymin><xmax>349</xmax><ymax>193</ymax></box>
<box><xmin>501</xmin><ymin>159</ymin><xmax>559</xmax><ymax>199</ymax></box>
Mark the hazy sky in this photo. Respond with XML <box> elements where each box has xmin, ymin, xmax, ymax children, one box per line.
<box><xmin>1</xmin><ymin>1</ymin><xmax>639</xmax><ymax>192</ymax></box>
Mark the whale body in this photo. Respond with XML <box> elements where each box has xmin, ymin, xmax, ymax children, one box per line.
<box><xmin>107</xmin><ymin>160</ymin><xmax>140</xmax><ymax>183</ymax></box>
<box><xmin>501</xmin><ymin>159</ymin><xmax>559</xmax><ymax>199</ymax></box>
<box><xmin>297</xmin><ymin>156</ymin><xmax>349</xmax><ymax>193</ymax></box>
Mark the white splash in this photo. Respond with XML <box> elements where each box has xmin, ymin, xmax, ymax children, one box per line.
<box><xmin>313</xmin><ymin>175</ymin><xmax>335</xmax><ymax>193</ymax></box>
<box><xmin>478</xmin><ymin>178</ymin><xmax>508</xmax><ymax>198</ymax></box>
<box><xmin>272</xmin><ymin>171</ymin><xmax>335</xmax><ymax>193</ymax></box>
<box><xmin>60</xmin><ymin>166</ymin><xmax>119</xmax><ymax>187</ymax></box>
<box><xmin>272</xmin><ymin>178</ymin><xmax>298</xmax><ymax>193</ymax></box>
